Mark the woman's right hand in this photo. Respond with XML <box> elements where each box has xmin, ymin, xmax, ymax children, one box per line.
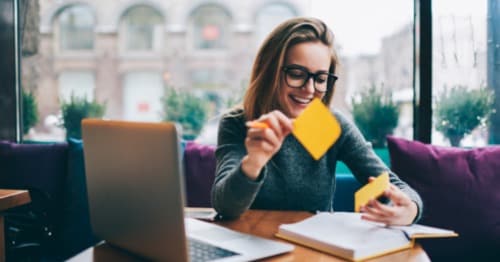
<box><xmin>241</xmin><ymin>110</ymin><xmax>294</xmax><ymax>180</ymax></box>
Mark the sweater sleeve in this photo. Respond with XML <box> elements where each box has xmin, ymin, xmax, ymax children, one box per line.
<box><xmin>211</xmin><ymin>110</ymin><xmax>266</xmax><ymax>219</ymax></box>
<box><xmin>334</xmin><ymin>111</ymin><xmax>423</xmax><ymax>223</ymax></box>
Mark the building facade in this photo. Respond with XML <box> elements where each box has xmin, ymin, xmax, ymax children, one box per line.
<box><xmin>24</xmin><ymin>0</ymin><xmax>307</xmax><ymax>135</ymax></box>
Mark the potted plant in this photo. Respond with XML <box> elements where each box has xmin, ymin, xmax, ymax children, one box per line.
<box><xmin>435</xmin><ymin>85</ymin><xmax>495</xmax><ymax>146</ymax></box>
<box><xmin>351</xmin><ymin>86</ymin><xmax>399</xmax><ymax>148</ymax></box>
<box><xmin>22</xmin><ymin>89</ymin><xmax>39</xmax><ymax>135</ymax></box>
<box><xmin>161</xmin><ymin>88</ymin><xmax>208</xmax><ymax>140</ymax></box>
<box><xmin>61</xmin><ymin>95</ymin><xmax>106</xmax><ymax>140</ymax></box>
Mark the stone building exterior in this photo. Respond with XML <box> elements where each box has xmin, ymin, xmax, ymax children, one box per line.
<box><xmin>24</xmin><ymin>1</ymin><xmax>487</xmax><ymax>144</ymax></box>
<box><xmin>24</xmin><ymin>0</ymin><xmax>309</xmax><ymax>135</ymax></box>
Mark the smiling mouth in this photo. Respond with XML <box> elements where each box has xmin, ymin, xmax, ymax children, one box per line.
<box><xmin>289</xmin><ymin>95</ymin><xmax>312</xmax><ymax>105</ymax></box>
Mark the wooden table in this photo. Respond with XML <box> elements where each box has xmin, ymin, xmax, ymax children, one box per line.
<box><xmin>70</xmin><ymin>210</ymin><xmax>430</xmax><ymax>262</ymax></box>
<box><xmin>0</xmin><ymin>190</ymin><xmax>31</xmax><ymax>262</ymax></box>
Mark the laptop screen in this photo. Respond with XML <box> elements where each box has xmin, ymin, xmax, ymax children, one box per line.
<box><xmin>82</xmin><ymin>119</ymin><xmax>188</xmax><ymax>261</ymax></box>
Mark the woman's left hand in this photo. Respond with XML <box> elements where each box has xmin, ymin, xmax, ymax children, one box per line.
<box><xmin>359</xmin><ymin>177</ymin><xmax>418</xmax><ymax>226</ymax></box>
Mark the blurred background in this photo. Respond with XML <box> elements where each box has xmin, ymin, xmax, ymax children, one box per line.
<box><xmin>17</xmin><ymin>0</ymin><xmax>498</xmax><ymax>148</ymax></box>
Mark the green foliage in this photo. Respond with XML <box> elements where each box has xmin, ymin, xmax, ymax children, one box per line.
<box><xmin>435</xmin><ymin>86</ymin><xmax>495</xmax><ymax>146</ymax></box>
<box><xmin>352</xmin><ymin>86</ymin><xmax>399</xmax><ymax>148</ymax></box>
<box><xmin>161</xmin><ymin>88</ymin><xmax>208</xmax><ymax>140</ymax></box>
<box><xmin>61</xmin><ymin>96</ymin><xmax>106</xmax><ymax>140</ymax></box>
<box><xmin>22</xmin><ymin>90</ymin><xmax>39</xmax><ymax>135</ymax></box>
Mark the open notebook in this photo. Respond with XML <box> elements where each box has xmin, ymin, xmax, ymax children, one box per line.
<box><xmin>276</xmin><ymin>212</ymin><xmax>457</xmax><ymax>261</ymax></box>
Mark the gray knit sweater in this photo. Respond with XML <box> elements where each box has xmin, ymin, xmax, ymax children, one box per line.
<box><xmin>211</xmin><ymin>108</ymin><xmax>423</xmax><ymax>222</ymax></box>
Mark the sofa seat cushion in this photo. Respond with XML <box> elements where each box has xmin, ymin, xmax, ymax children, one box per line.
<box><xmin>387</xmin><ymin>136</ymin><xmax>500</xmax><ymax>261</ymax></box>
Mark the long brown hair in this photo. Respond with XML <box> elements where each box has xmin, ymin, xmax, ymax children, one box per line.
<box><xmin>243</xmin><ymin>17</ymin><xmax>339</xmax><ymax>120</ymax></box>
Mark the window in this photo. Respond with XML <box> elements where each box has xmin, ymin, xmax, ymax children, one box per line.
<box><xmin>11</xmin><ymin>1</ymin><xmax>497</xmax><ymax>146</ymax></box>
<box><xmin>255</xmin><ymin>3</ymin><xmax>296</xmax><ymax>47</ymax></box>
<box><xmin>190</xmin><ymin>4</ymin><xmax>231</xmax><ymax>50</ymax></box>
<box><xmin>58</xmin><ymin>71</ymin><xmax>95</xmax><ymax>102</ymax></box>
<box><xmin>56</xmin><ymin>5</ymin><xmax>94</xmax><ymax>51</ymax></box>
<box><xmin>120</xmin><ymin>5</ymin><xmax>164</xmax><ymax>51</ymax></box>
<box><xmin>21</xmin><ymin>1</ymin><xmax>416</xmax><ymax>144</ymax></box>
<box><xmin>432</xmin><ymin>0</ymin><xmax>492</xmax><ymax>146</ymax></box>
<box><xmin>312</xmin><ymin>0</ymin><xmax>414</xmax><ymax>146</ymax></box>
<box><xmin>123</xmin><ymin>72</ymin><xmax>164</xmax><ymax>122</ymax></box>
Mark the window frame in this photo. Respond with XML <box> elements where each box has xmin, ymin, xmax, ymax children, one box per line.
<box><xmin>413</xmin><ymin>0</ymin><xmax>432</xmax><ymax>143</ymax></box>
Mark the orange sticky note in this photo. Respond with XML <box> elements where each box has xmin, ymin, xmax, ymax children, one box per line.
<box><xmin>291</xmin><ymin>98</ymin><xmax>341</xmax><ymax>160</ymax></box>
<box><xmin>354</xmin><ymin>172</ymin><xmax>390</xmax><ymax>212</ymax></box>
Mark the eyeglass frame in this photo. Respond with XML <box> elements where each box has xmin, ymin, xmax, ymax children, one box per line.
<box><xmin>281</xmin><ymin>64</ymin><xmax>338</xmax><ymax>93</ymax></box>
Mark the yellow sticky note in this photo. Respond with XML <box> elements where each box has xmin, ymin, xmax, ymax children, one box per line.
<box><xmin>292</xmin><ymin>98</ymin><xmax>341</xmax><ymax>160</ymax></box>
<box><xmin>354</xmin><ymin>172</ymin><xmax>390</xmax><ymax>212</ymax></box>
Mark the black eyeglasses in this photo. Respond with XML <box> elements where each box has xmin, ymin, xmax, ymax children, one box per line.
<box><xmin>282</xmin><ymin>65</ymin><xmax>338</xmax><ymax>93</ymax></box>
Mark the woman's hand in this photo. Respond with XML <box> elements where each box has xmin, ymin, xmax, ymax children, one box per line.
<box><xmin>241</xmin><ymin>110</ymin><xmax>293</xmax><ymax>180</ymax></box>
<box><xmin>360</xmin><ymin>177</ymin><xmax>418</xmax><ymax>226</ymax></box>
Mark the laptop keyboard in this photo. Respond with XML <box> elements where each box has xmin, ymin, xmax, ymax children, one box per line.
<box><xmin>189</xmin><ymin>238</ymin><xmax>239</xmax><ymax>261</ymax></box>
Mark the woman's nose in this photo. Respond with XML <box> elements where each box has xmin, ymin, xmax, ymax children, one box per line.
<box><xmin>303</xmin><ymin>77</ymin><xmax>316</xmax><ymax>93</ymax></box>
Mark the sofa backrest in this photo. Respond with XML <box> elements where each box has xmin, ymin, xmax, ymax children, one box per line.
<box><xmin>0</xmin><ymin>141</ymin><xmax>68</xmax><ymax>199</ymax></box>
<box><xmin>0</xmin><ymin>140</ymin><xmax>69</xmax><ymax>260</ymax></box>
<box><xmin>183</xmin><ymin>141</ymin><xmax>216</xmax><ymax>207</ymax></box>
<box><xmin>387</xmin><ymin>136</ymin><xmax>500</xmax><ymax>261</ymax></box>
<box><xmin>182</xmin><ymin>141</ymin><xmax>361</xmax><ymax>211</ymax></box>
<box><xmin>0</xmin><ymin>139</ymin><xmax>361</xmax><ymax>260</ymax></box>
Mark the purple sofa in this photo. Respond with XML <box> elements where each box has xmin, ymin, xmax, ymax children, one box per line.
<box><xmin>183</xmin><ymin>141</ymin><xmax>217</xmax><ymax>207</ymax></box>
<box><xmin>0</xmin><ymin>139</ymin><xmax>363</xmax><ymax>260</ymax></box>
<box><xmin>0</xmin><ymin>140</ymin><xmax>214</xmax><ymax>260</ymax></box>
<box><xmin>387</xmin><ymin>136</ymin><xmax>500</xmax><ymax>261</ymax></box>
<box><xmin>8</xmin><ymin>137</ymin><xmax>495</xmax><ymax>261</ymax></box>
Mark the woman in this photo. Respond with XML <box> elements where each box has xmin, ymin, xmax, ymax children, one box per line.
<box><xmin>211</xmin><ymin>17</ymin><xmax>422</xmax><ymax>226</ymax></box>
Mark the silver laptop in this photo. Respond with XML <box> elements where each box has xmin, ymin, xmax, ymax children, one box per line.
<box><xmin>81</xmin><ymin>119</ymin><xmax>293</xmax><ymax>261</ymax></box>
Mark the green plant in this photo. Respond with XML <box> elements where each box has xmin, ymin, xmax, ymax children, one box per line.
<box><xmin>435</xmin><ymin>86</ymin><xmax>495</xmax><ymax>146</ymax></box>
<box><xmin>22</xmin><ymin>89</ymin><xmax>39</xmax><ymax>135</ymax></box>
<box><xmin>352</xmin><ymin>86</ymin><xmax>399</xmax><ymax>148</ymax></box>
<box><xmin>61</xmin><ymin>95</ymin><xmax>105</xmax><ymax>140</ymax></box>
<box><xmin>161</xmin><ymin>88</ymin><xmax>208</xmax><ymax>140</ymax></box>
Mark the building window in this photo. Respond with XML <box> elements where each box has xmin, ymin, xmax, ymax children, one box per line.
<box><xmin>432</xmin><ymin>1</ymin><xmax>490</xmax><ymax>146</ymax></box>
<box><xmin>123</xmin><ymin>72</ymin><xmax>164</xmax><ymax>121</ymax></box>
<box><xmin>190</xmin><ymin>4</ymin><xmax>231</xmax><ymax>50</ymax></box>
<box><xmin>58</xmin><ymin>71</ymin><xmax>95</xmax><ymax>102</ymax></box>
<box><xmin>56</xmin><ymin>5</ymin><xmax>95</xmax><ymax>51</ymax></box>
<box><xmin>120</xmin><ymin>5</ymin><xmax>164</xmax><ymax>51</ymax></box>
<box><xmin>255</xmin><ymin>3</ymin><xmax>296</xmax><ymax>47</ymax></box>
